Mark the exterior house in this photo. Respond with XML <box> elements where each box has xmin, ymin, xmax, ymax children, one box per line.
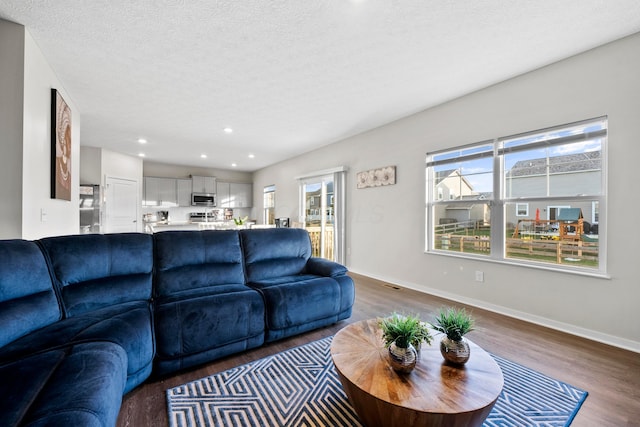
<box><xmin>435</xmin><ymin>169</ymin><xmax>490</xmax><ymax>227</ymax></box>
<box><xmin>304</xmin><ymin>181</ymin><xmax>334</xmax><ymax>225</ymax></box>
<box><xmin>505</xmin><ymin>151</ymin><xmax>601</xmax><ymax>233</ymax></box>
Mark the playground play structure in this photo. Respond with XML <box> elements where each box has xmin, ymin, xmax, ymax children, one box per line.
<box><xmin>512</xmin><ymin>208</ymin><xmax>585</xmax><ymax>241</ymax></box>
<box><xmin>435</xmin><ymin>208</ymin><xmax>598</xmax><ymax>267</ymax></box>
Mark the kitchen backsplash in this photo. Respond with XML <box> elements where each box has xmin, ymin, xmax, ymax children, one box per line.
<box><xmin>142</xmin><ymin>206</ymin><xmax>252</xmax><ymax>223</ymax></box>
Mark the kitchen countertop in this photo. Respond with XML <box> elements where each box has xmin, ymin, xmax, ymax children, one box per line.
<box><xmin>145</xmin><ymin>221</ymin><xmax>253</xmax><ymax>233</ymax></box>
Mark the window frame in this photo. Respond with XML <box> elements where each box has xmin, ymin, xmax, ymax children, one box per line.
<box><xmin>263</xmin><ymin>185</ymin><xmax>276</xmax><ymax>225</ymax></box>
<box><xmin>425</xmin><ymin>117</ymin><xmax>607</xmax><ymax>277</ymax></box>
<box><xmin>515</xmin><ymin>203</ymin><xmax>529</xmax><ymax>217</ymax></box>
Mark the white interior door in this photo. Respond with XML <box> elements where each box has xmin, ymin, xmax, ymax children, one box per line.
<box><xmin>104</xmin><ymin>176</ymin><xmax>139</xmax><ymax>233</ymax></box>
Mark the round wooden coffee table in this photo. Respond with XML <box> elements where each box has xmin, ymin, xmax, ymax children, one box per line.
<box><xmin>330</xmin><ymin>318</ymin><xmax>503</xmax><ymax>427</ymax></box>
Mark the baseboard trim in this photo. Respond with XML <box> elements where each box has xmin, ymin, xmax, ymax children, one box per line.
<box><xmin>349</xmin><ymin>269</ymin><xmax>640</xmax><ymax>354</ymax></box>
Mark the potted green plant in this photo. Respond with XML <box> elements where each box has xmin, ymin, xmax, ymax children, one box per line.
<box><xmin>233</xmin><ymin>216</ymin><xmax>249</xmax><ymax>227</ymax></box>
<box><xmin>430</xmin><ymin>307</ymin><xmax>475</xmax><ymax>365</ymax></box>
<box><xmin>379</xmin><ymin>313</ymin><xmax>432</xmax><ymax>373</ymax></box>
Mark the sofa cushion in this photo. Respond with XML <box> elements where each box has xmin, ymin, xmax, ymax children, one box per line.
<box><xmin>0</xmin><ymin>301</ymin><xmax>153</xmax><ymax>393</ymax></box>
<box><xmin>155</xmin><ymin>290</ymin><xmax>264</xmax><ymax>358</ymax></box>
<box><xmin>0</xmin><ymin>240</ymin><xmax>61</xmax><ymax>348</ymax></box>
<box><xmin>248</xmin><ymin>276</ymin><xmax>341</xmax><ymax>330</ymax></box>
<box><xmin>240</xmin><ymin>228</ymin><xmax>312</xmax><ymax>282</ymax></box>
<box><xmin>304</xmin><ymin>257</ymin><xmax>348</xmax><ymax>277</ymax></box>
<box><xmin>153</xmin><ymin>230</ymin><xmax>265</xmax><ymax>376</ymax></box>
<box><xmin>154</xmin><ymin>230</ymin><xmax>245</xmax><ymax>299</ymax></box>
<box><xmin>153</xmin><ymin>288</ymin><xmax>265</xmax><ymax>375</ymax></box>
<box><xmin>38</xmin><ymin>233</ymin><xmax>153</xmax><ymax>317</ymax></box>
<box><xmin>0</xmin><ymin>341</ymin><xmax>127</xmax><ymax>427</ymax></box>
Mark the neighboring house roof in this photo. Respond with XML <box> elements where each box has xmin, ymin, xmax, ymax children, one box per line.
<box><xmin>435</xmin><ymin>169</ymin><xmax>458</xmax><ymax>184</ymax></box>
<box><xmin>506</xmin><ymin>151</ymin><xmax>601</xmax><ymax>178</ymax></box>
<box><xmin>445</xmin><ymin>203</ymin><xmax>475</xmax><ymax>210</ymax></box>
<box><xmin>557</xmin><ymin>208</ymin><xmax>583</xmax><ymax>221</ymax></box>
<box><xmin>459</xmin><ymin>193</ymin><xmax>487</xmax><ymax>201</ymax></box>
<box><xmin>435</xmin><ymin>169</ymin><xmax>475</xmax><ymax>192</ymax></box>
<box><xmin>446</xmin><ymin>194</ymin><xmax>491</xmax><ymax>209</ymax></box>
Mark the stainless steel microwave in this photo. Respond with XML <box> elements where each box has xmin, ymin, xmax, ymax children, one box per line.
<box><xmin>191</xmin><ymin>193</ymin><xmax>216</xmax><ymax>206</ymax></box>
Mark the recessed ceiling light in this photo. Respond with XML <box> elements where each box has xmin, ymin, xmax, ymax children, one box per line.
<box><xmin>231</xmin><ymin>163</ymin><xmax>237</xmax><ymax>167</ymax></box>
<box><xmin>137</xmin><ymin>138</ymin><xmax>147</xmax><ymax>144</ymax></box>
<box><xmin>200</xmin><ymin>154</ymin><xmax>207</xmax><ymax>159</ymax></box>
<box><xmin>224</xmin><ymin>127</ymin><xmax>233</xmax><ymax>134</ymax></box>
<box><xmin>248</xmin><ymin>154</ymin><xmax>255</xmax><ymax>159</ymax></box>
<box><xmin>138</xmin><ymin>152</ymin><xmax>145</xmax><ymax>157</ymax></box>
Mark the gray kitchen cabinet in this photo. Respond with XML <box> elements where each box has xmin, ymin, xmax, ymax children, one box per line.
<box><xmin>144</xmin><ymin>177</ymin><xmax>177</xmax><ymax>207</ymax></box>
<box><xmin>217</xmin><ymin>181</ymin><xmax>252</xmax><ymax>208</ymax></box>
<box><xmin>216</xmin><ymin>181</ymin><xmax>231</xmax><ymax>207</ymax></box>
<box><xmin>229</xmin><ymin>182</ymin><xmax>252</xmax><ymax>207</ymax></box>
<box><xmin>143</xmin><ymin>177</ymin><xmax>158</xmax><ymax>206</ymax></box>
<box><xmin>176</xmin><ymin>179</ymin><xmax>192</xmax><ymax>207</ymax></box>
<box><xmin>192</xmin><ymin>175</ymin><xmax>216</xmax><ymax>194</ymax></box>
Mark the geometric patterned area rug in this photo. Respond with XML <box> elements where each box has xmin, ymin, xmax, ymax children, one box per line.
<box><xmin>167</xmin><ymin>336</ymin><xmax>588</xmax><ymax>427</ymax></box>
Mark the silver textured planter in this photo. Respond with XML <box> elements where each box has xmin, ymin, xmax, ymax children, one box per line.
<box><xmin>440</xmin><ymin>336</ymin><xmax>470</xmax><ymax>365</ymax></box>
<box><xmin>388</xmin><ymin>341</ymin><xmax>418</xmax><ymax>373</ymax></box>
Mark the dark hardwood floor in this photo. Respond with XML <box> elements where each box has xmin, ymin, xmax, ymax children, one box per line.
<box><xmin>117</xmin><ymin>273</ymin><xmax>640</xmax><ymax>426</ymax></box>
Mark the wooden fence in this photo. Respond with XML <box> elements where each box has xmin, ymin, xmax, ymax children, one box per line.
<box><xmin>435</xmin><ymin>234</ymin><xmax>599</xmax><ymax>266</ymax></box>
<box><xmin>505</xmin><ymin>238</ymin><xmax>598</xmax><ymax>265</ymax></box>
<box><xmin>438</xmin><ymin>234</ymin><xmax>491</xmax><ymax>254</ymax></box>
<box><xmin>435</xmin><ymin>220</ymin><xmax>486</xmax><ymax>235</ymax></box>
<box><xmin>306</xmin><ymin>226</ymin><xmax>334</xmax><ymax>260</ymax></box>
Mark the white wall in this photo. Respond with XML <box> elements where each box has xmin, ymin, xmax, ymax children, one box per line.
<box><xmin>143</xmin><ymin>161</ymin><xmax>253</xmax><ymax>183</ymax></box>
<box><xmin>80</xmin><ymin>146</ymin><xmax>144</xmax><ymax>232</ymax></box>
<box><xmin>22</xmin><ymin>30</ymin><xmax>81</xmax><ymax>240</ymax></box>
<box><xmin>0</xmin><ymin>20</ymin><xmax>80</xmax><ymax>240</ymax></box>
<box><xmin>0</xmin><ymin>20</ymin><xmax>24</xmax><ymax>239</ymax></box>
<box><xmin>80</xmin><ymin>146</ymin><xmax>102</xmax><ymax>185</ymax></box>
<box><xmin>253</xmin><ymin>32</ymin><xmax>640</xmax><ymax>352</ymax></box>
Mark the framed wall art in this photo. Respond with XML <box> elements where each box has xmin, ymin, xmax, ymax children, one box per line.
<box><xmin>356</xmin><ymin>165</ymin><xmax>396</xmax><ymax>189</ymax></box>
<box><xmin>51</xmin><ymin>88</ymin><xmax>72</xmax><ymax>201</ymax></box>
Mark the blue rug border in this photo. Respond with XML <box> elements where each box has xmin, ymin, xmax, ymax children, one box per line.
<box><xmin>167</xmin><ymin>335</ymin><xmax>589</xmax><ymax>427</ymax></box>
<box><xmin>489</xmin><ymin>352</ymin><xmax>589</xmax><ymax>427</ymax></box>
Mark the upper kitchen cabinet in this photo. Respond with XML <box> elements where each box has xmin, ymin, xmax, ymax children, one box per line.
<box><xmin>217</xmin><ymin>181</ymin><xmax>252</xmax><ymax>208</ymax></box>
<box><xmin>191</xmin><ymin>175</ymin><xmax>216</xmax><ymax>194</ymax></box>
<box><xmin>176</xmin><ymin>179</ymin><xmax>192</xmax><ymax>207</ymax></box>
<box><xmin>144</xmin><ymin>177</ymin><xmax>177</xmax><ymax>207</ymax></box>
<box><xmin>230</xmin><ymin>182</ymin><xmax>252</xmax><ymax>207</ymax></box>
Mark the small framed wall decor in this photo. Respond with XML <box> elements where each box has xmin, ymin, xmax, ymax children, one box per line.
<box><xmin>51</xmin><ymin>89</ymin><xmax>72</xmax><ymax>201</ymax></box>
<box><xmin>356</xmin><ymin>165</ymin><xmax>396</xmax><ymax>189</ymax></box>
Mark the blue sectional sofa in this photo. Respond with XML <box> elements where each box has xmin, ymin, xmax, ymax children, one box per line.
<box><xmin>0</xmin><ymin>228</ymin><xmax>354</xmax><ymax>426</ymax></box>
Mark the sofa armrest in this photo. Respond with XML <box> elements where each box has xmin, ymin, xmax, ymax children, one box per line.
<box><xmin>304</xmin><ymin>257</ymin><xmax>348</xmax><ymax>277</ymax></box>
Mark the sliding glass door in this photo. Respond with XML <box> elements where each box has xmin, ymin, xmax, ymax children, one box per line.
<box><xmin>299</xmin><ymin>168</ymin><xmax>346</xmax><ymax>263</ymax></box>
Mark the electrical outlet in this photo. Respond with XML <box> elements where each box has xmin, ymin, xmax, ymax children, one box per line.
<box><xmin>475</xmin><ymin>270</ymin><xmax>484</xmax><ymax>282</ymax></box>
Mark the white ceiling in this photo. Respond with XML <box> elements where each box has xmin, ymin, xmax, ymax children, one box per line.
<box><xmin>2</xmin><ymin>1</ymin><xmax>640</xmax><ymax>172</ymax></box>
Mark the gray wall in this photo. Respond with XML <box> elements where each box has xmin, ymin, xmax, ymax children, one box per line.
<box><xmin>0</xmin><ymin>20</ymin><xmax>80</xmax><ymax>239</ymax></box>
<box><xmin>143</xmin><ymin>161</ymin><xmax>253</xmax><ymax>183</ymax></box>
<box><xmin>253</xmin><ymin>32</ymin><xmax>640</xmax><ymax>352</ymax></box>
<box><xmin>0</xmin><ymin>20</ymin><xmax>25</xmax><ymax>238</ymax></box>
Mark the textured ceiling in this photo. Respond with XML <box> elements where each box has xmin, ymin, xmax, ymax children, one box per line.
<box><xmin>2</xmin><ymin>1</ymin><xmax>640</xmax><ymax>171</ymax></box>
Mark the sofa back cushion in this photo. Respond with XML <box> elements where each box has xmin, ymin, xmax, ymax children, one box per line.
<box><xmin>0</xmin><ymin>240</ymin><xmax>61</xmax><ymax>348</ymax></box>
<box><xmin>38</xmin><ymin>233</ymin><xmax>153</xmax><ymax>317</ymax></box>
<box><xmin>240</xmin><ymin>228</ymin><xmax>312</xmax><ymax>282</ymax></box>
<box><xmin>153</xmin><ymin>230</ymin><xmax>246</xmax><ymax>299</ymax></box>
